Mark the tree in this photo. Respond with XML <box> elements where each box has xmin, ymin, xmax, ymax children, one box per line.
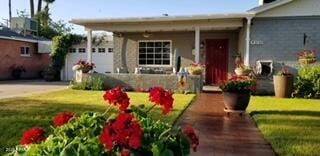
<box><xmin>37</xmin><ymin>0</ymin><xmax>42</xmax><ymax>13</ymax></box>
<box><xmin>8</xmin><ymin>0</ymin><xmax>12</xmax><ymax>23</ymax></box>
<box><xmin>16</xmin><ymin>10</ymin><xmax>29</xmax><ymax>18</ymax></box>
<box><xmin>30</xmin><ymin>0</ymin><xmax>34</xmax><ymax>17</ymax></box>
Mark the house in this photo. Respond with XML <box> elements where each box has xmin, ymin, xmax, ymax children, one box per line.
<box><xmin>63</xmin><ymin>35</ymin><xmax>114</xmax><ymax>80</ymax></box>
<box><xmin>0</xmin><ymin>26</ymin><xmax>51</xmax><ymax>80</ymax></box>
<box><xmin>70</xmin><ymin>0</ymin><xmax>320</xmax><ymax>93</ymax></box>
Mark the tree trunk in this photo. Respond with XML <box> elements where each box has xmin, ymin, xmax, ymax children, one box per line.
<box><xmin>30</xmin><ymin>0</ymin><xmax>34</xmax><ymax>17</ymax></box>
<box><xmin>37</xmin><ymin>0</ymin><xmax>42</xmax><ymax>13</ymax></box>
<box><xmin>9</xmin><ymin>0</ymin><xmax>12</xmax><ymax>23</ymax></box>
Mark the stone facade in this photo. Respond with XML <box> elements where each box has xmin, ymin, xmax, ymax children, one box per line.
<box><xmin>0</xmin><ymin>39</ymin><xmax>50</xmax><ymax>80</ymax></box>
<box><xmin>250</xmin><ymin>16</ymin><xmax>320</xmax><ymax>93</ymax></box>
<box><xmin>113</xmin><ymin>31</ymin><xmax>239</xmax><ymax>76</ymax></box>
<box><xmin>83</xmin><ymin>73</ymin><xmax>203</xmax><ymax>94</ymax></box>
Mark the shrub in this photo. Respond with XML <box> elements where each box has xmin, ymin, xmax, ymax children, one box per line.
<box><xmin>72</xmin><ymin>77</ymin><xmax>105</xmax><ymax>91</ymax></box>
<box><xmin>7</xmin><ymin>87</ymin><xmax>199</xmax><ymax>156</ymax></box>
<box><xmin>293</xmin><ymin>65</ymin><xmax>320</xmax><ymax>98</ymax></box>
<box><xmin>10</xmin><ymin>65</ymin><xmax>26</xmax><ymax>79</ymax></box>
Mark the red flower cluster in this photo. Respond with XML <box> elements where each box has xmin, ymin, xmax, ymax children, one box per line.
<box><xmin>121</xmin><ymin>149</ymin><xmax>130</xmax><ymax>156</ymax></box>
<box><xmin>149</xmin><ymin>87</ymin><xmax>174</xmax><ymax>115</ymax></box>
<box><xmin>54</xmin><ymin>112</ymin><xmax>75</xmax><ymax>127</ymax></box>
<box><xmin>100</xmin><ymin>113</ymin><xmax>142</xmax><ymax>154</ymax></box>
<box><xmin>103</xmin><ymin>87</ymin><xmax>130</xmax><ymax>111</ymax></box>
<box><xmin>21</xmin><ymin>127</ymin><xmax>46</xmax><ymax>145</ymax></box>
<box><xmin>183</xmin><ymin>127</ymin><xmax>199</xmax><ymax>152</ymax></box>
<box><xmin>75</xmin><ymin>59</ymin><xmax>96</xmax><ymax>70</ymax></box>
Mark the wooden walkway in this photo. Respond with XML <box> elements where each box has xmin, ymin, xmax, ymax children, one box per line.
<box><xmin>176</xmin><ymin>93</ymin><xmax>275</xmax><ymax>156</ymax></box>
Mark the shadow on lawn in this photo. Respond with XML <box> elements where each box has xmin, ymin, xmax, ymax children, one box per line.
<box><xmin>250</xmin><ymin>110</ymin><xmax>320</xmax><ymax>117</ymax></box>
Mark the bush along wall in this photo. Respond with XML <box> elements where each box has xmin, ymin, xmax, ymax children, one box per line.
<box><xmin>44</xmin><ymin>34</ymin><xmax>83</xmax><ymax>81</ymax></box>
<box><xmin>71</xmin><ymin>77</ymin><xmax>105</xmax><ymax>91</ymax></box>
<box><xmin>293</xmin><ymin>65</ymin><xmax>320</xmax><ymax>98</ymax></box>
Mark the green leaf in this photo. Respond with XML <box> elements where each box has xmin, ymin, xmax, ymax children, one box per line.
<box><xmin>160</xmin><ymin>149</ymin><xmax>174</xmax><ymax>156</ymax></box>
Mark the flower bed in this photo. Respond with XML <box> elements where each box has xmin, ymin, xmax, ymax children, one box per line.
<box><xmin>8</xmin><ymin>87</ymin><xmax>199</xmax><ymax>156</ymax></box>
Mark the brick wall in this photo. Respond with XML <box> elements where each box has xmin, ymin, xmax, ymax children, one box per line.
<box><xmin>250</xmin><ymin>16</ymin><xmax>320</xmax><ymax>93</ymax></box>
<box><xmin>0</xmin><ymin>39</ymin><xmax>50</xmax><ymax>80</ymax></box>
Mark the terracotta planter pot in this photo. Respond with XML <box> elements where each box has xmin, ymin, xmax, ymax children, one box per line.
<box><xmin>273</xmin><ymin>75</ymin><xmax>294</xmax><ymax>98</ymax></box>
<box><xmin>223</xmin><ymin>91</ymin><xmax>251</xmax><ymax>111</ymax></box>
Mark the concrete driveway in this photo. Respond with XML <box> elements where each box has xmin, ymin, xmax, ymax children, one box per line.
<box><xmin>0</xmin><ymin>80</ymin><xmax>69</xmax><ymax>99</ymax></box>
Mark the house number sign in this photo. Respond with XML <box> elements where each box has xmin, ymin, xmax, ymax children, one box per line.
<box><xmin>250</xmin><ymin>40</ymin><xmax>264</xmax><ymax>45</ymax></box>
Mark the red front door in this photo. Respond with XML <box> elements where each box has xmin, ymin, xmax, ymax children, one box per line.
<box><xmin>205</xmin><ymin>39</ymin><xmax>228</xmax><ymax>85</ymax></box>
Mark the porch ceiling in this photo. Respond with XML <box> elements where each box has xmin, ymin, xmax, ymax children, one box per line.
<box><xmin>71</xmin><ymin>14</ymin><xmax>248</xmax><ymax>32</ymax></box>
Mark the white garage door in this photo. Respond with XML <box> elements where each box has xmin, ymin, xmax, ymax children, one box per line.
<box><xmin>66</xmin><ymin>49</ymin><xmax>113</xmax><ymax>80</ymax></box>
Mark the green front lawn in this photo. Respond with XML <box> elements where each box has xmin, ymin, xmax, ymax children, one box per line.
<box><xmin>0</xmin><ymin>89</ymin><xmax>195</xmax><ymax>154</ymax></box>
<box><xmin>248</xmin><ymin>97</ymin><xmax>320</xmax><ymax>156</ymax></box>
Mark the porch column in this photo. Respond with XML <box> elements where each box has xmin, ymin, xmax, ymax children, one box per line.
<box><xmin>86</xmin><ymin>28</ymin><xmax>93</xmax><ymax>63</ymax></box>
<box><xmin>195</xmin><ymin>27</ymin><xmax>200</xmax><ymax>63</ymax></box>
<box><xmin>244</xmin><ymin>17</ymin><xmax>252</xmax><ymax>66</ymax></box>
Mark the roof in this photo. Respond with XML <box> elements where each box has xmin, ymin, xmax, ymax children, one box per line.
<box><xmin>0</xmin><ymin>26</ymin><xmax>50</xmax><ymax>43</ymax></box>
<box><xmin>71</xmin><ymin>13</ymin><xmax>252</xmax><ymax>25</ymax></box>
<box><xmin>248</xmin><ymin>0</ymin><xmax>294</xmax><ymax>14</ymax></box>
<box><xmin>70</xmin><ymin>0</ymin><xmax>297</xmax><ymax>29</ymax></box>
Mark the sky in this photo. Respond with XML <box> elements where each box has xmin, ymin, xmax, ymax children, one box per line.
<box><xmin>0</xmin><ymin>0</ymin><xmax>258</xmax><ymax>34</ymax></box>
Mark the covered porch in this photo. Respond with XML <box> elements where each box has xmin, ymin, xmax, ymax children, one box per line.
<box><xmin>71</xmin><ymin>13</ymin><xmax>254</xmax><ymax>90</ymax></box>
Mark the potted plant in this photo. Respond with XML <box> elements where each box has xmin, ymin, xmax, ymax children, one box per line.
<box><xmin>233</xmin><ymin>53</ymin><xmax>251</xmax><ymax>76</ymax></box>
<box><xmin>273</xmin><ymin>66</ymin><xmax>294</xmax><ymax>98</ymax></box>
<box><xmin>219</xmin><ymin>76</ymin><xmax>256</xmax><ymax>112</ymax></box>
<box><xmin>10</xmin><ymin>65</ymin><xmax>26</xmax><ymax>79</ymax></box>
<box><xmin>234</xmin><ymin>64</ymin><xmax>252</xmax><ymax>76</ymax></box>
<box><xmin>72</xmin><ymin>59</ymin><xmax>95</xmax><ymax>73</ymax></box>
<box><xmin>187</xmin><ymin>63</ymin><xmax>205</xmax><ymax>75</ymax></box>
<box><xmin>298</xmin><ymin>50</ymin><xmax>317</xmax><ymax>66</ymax></box>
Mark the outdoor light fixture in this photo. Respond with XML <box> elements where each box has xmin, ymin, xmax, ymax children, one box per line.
<box><xmin>200</xmin><ymin>41</ymin><xmax>205</xmax><ymax>49</ymax></box>
<box><xmin>142</xmin><ymin>31</ymin><xmax>152</xmax><ymax>38</ymax></box>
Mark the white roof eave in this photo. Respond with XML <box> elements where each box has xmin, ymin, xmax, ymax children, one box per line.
<box><xmin>70</xmin><ymin>13</ymin><xmax>253</xmax><ymax>25</ymax></box>
<box><xmin>247</xmin><ymin>0</ymin><xmax>294</xmax><ymax>14</ymax></box>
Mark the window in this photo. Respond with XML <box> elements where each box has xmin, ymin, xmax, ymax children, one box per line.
<box><xmin>68</xmin><ymin>48</ymin><xmax>76</xmax><ymax>53</ymax></box>
<box><xmin>92</xmin><ymin>48</ymin><xmax>96</xmax><ymax>53</ymax></box>
<box><xmin>108</xmin><ymin>48</ymin><xmax>113</xmax><ymax>53</ymax></box>
<box><xmin>256</xmin><ymin>60</ymin><xmax>273</xmax><ymax>77</ymax></box>
<box><xmin>138</xmin><ymin>41</ymin><xmax>171</xmax><ymax>66</ymax></box>
<box><xmin>20</xmin><ymin>47</ymin><xmax>31</xmax><ymax>56</ymax></box>
<box><xmin>98</xmin><ymin>48</ymin><xmax>106</xmax><ymax>53</ymax></box>
<box><xmin>78</xmin><ymin>48</ymin><xmax>86</xmax><ymax>53</ymax></box>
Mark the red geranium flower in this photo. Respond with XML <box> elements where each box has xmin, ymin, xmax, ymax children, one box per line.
<box><xmin>149</xmin><ymin>87</ymin><xmax>174</xmax><ymax>115</ymax></box>
<box><xmin>99</xmin><ymin>123</ymin><xmax>114</xmax><ymax>150</ymax></box>
<box><xmin>100</xmin><ymin>113</ymin><xmax>142</xmax><ymax>151</ymax></box>
<box><xmin>54</xmin><ymin>112</ymin><xmax>75</xmax><ymax>127</ymax></box>
<box><xmin>183</xmin><ymin>126</ymin><xmax>199</xmax><ymax>152</ymax></box>
<box><xmin>121</xmin><ymin>149</ymin><xmax>130</xmax><ymax>156</ymax></box>
<box><xmin>103</xmin><ymin>87</ymin><xmax>130</xmax><ymax>111</ymax></box>
<box><xmin>21</xmin><ymin>127</ymin><xmax>46</xmax><ymax>145</ymax></box>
